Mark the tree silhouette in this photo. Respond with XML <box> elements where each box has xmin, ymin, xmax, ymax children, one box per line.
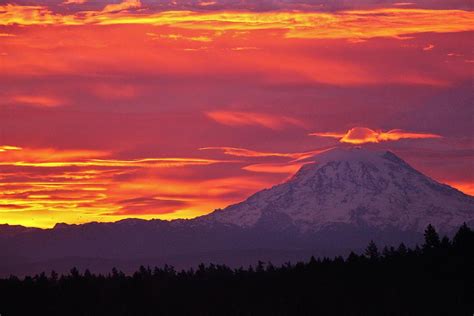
<box><xmin>453</xmin><ymin>222</ymin><xmax>473</xmax><ymax>251</ymax></box>
<box><xmin>423</xmin><ymin>224</ymin><xmax>440</xmax><ymax>251</ymax></box>
<box><xmin>0</xmin><ymin>224</ymin><xmax>471</xmax><ymax>316</ymax></box>
<box><xmin>397</xmin><ymin>243</ymin><xmax>408</xmax><ymax>256</ymax></box>
<box><xmin>365</xmin><ymin>240</ymin><xmax>379</xmax><ymax>260</ymax></box>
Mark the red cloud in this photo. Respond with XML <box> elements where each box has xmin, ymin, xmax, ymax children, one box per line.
<box><xmin>310</xmin><ymin>127</ymin><xmax>442</xmax><ymax>144</ymax></box>
<box><xmin>108</xmin><ymin>196</ymin><xmax>189</xmax><ymax>215</ymax></box>
<box><xmin>206</xmin><ymin>111</ymin><xmax>304</xmax><ymax>129</ymax></box>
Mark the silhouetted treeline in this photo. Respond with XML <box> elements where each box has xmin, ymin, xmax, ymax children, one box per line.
<box><xmin>1</xmin><ymin>224</ymin><xmax>473</xmax><ymax>316</ymax></box>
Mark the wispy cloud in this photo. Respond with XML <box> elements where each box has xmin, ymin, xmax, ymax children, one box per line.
<box><xmin>423</xmin><ymin>44</ymin><xmax>435</xmax><ymax>51</ymax></box>
<box><xmin>0</xmin><ymin>145</ymin><xmax>22</xmax><ymax>152</ymax></box>
<box><xmin>151</xmin><ymin>33</ymin><xmax>213</xmax><ymax>42</ymax></box>
<box><xmin>7</xmin><ymin>95</ymin><xmax>65</xmax><ymax>107</ymax></box>
<box><xmin>242</xmin><ymin>162</ymin><xmax>305</xmax><ymax>174</ymax></box>
<box><xmin>200</xmin><ymin>147</ymin><xmax>329</xmax><ymax>161</ymax></box>
<box><xmin>101</xmin><ymin>0</ymin><xmax>141</xmax><ymax>13</ymax></box>
<box><xmin>206</xmin><ymin>111</ymin><xmax>304</xmax><ymax>130</ymax></box>
<box><xmin>63</xmin><ymin>0</ymin><xmax>87</xmax><ymax>5</ymax></box>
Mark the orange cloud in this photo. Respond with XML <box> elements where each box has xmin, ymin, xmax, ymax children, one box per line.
<box><xmin>7</xmin><ymin>95</ymin><xmax>65</xmax><ymax>107</ymax></box>
<box><xmin>198</xmin><ymin>1</ymin><xmax>217</xmax><ymax>7</ymax></box>
<box><xmin>310</xmin><ymin>127</ymin><xmax>442</xmax><ymax>144</ymax></box>
<box><xmin>0</xmin><ymin>147</ymin><xmax>109</xmax><ymax>162</ymax></box>
<box><xmin>1</xmin><ymin>6</ymin><xmax>473</xmax><ymax>40</ymax></box>
<box><xmin>206</xmin><ymin>111</ymin><xmax>304</xmax><ymax>129</ymax></box>
<box><xmin>102</xmin><ymin>0</ymin><xmax>141</xmax><ymax>13</ymax></box>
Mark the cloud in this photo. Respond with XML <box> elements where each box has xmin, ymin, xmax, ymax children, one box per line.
<box><xmin>0</xmin><ymin>146</ymin><xmax>227</xmax><ymax>169</ymax></box>
<box><xmin>423</xmin><ymin>44</ymin><xmax>435</xmax><ymax>51</ymax></box>
<box><xmin>0</xmin><ymin>145</ymin><xmax>22</xmax><ymax>152</ymax></box>
<box><xmin>63</xmin><ymin>0</ymin><xmax>87</xmax><ymax>4</ymax></box>
<box><xmin>230</xmin><ymin>47</ymin><xmax>260</xmax><ymax>51</ymax></box>
<box><xmin>7</xmin><ymin>95</ymin><xmax>65</xmax><ymax>107</ymax></box>
<box><xmin>242</xmin><ymin>162</ymin><xmax>305</xmax><ymax>174</ymax></box>
<box><xmin>1</xmin><ymin>157</ymin><xmax>225</xmax><ymax>168</ymax></box>
<box><xmin>200</xmin><ymin>146</ymin><xmax>334</xmax><ymax>176</ymax></box>
<box><xmin>152</xmin><ymin>33</ymin><xmax>213</xmax><ymax>42</ymax></box>
<box><xmin>108</xmin><ymin>196</ymin><xmax>189</xmax><ymax>215</ymax></box>
<box><xmin>200</xmin><ymin>147</ymin><xmax>298</xmax><ymax>158</ymax></box>
<box><xmin>393</xmin><ymin>2</ymin><xmax>415</xmax><ymax>6</ymax></box>
<box><xmin>200</xmin><ymin>147</ymin><xmax>330</xmax><ymax>161</ymax></box>
<box><xmin>206</xmin><ymin>111</ymin><xmax>304</xmax><ymax>129</ymax></box>
<box><xmin>309</xmin><ymin>132</ymin><xmax>346</xmax><ymax>139</ymax></box>
<box><xmin>1</xmin><ymin>6</ymin><xmax>473</xmax><ymax>41</ymax></box>
<box><xmin>310</xmin><ymin>127</ymin><xmax>442</xmax><ymax>144</ymax></box>
<box><xmin>198</xmin><ymin>1</ymin><xmax>217</xmax><ymax>7</ymax></box>
<box><xmin>102</xmin><ymin>0</ymin><xmax>141</xmax><ymax>13</ymax></box>
<box><xmin>0</xmin><ymin>147</ymin><xmax>109</xmax><ymax>162</ymax></box>
<box><xmin>0</xmin><ymin>204</ymin><xmax>29</xmax><ymax>210</ymax></box>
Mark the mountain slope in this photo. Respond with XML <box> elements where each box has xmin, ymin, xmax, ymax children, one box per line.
<box><xmin>209</xmin><ymin>148</ymin><xmax>474</xmax><ymax>233</ymax></box>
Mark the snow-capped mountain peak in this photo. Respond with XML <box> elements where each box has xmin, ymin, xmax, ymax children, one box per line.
<box><xmin>209</xmin><ymin>148</ymin><xmax>474</xmax><ymax>233</ymax></box>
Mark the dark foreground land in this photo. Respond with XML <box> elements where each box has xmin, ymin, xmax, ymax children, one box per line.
<box><xmin>1</xmin><ymin>224</ymin><xmax>473</xmax><ymax>316</ymax></box>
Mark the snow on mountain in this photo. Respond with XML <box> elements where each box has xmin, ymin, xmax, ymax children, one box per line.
<box><xmin>208</xmin><ymin>148</ymin><xmax>474</xmax><ymax>233</ymax></box>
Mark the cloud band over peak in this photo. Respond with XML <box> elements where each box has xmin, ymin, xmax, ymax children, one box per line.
<box><xmin>310</xmin><ymin>127</ymin><xmax>442</xmax><ymax>144</ymax></box>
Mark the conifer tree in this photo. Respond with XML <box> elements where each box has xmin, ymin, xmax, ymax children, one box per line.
<box><xmin>423</xmin><ymin>224</ymin><xmax>440</xmax><ymax>250</ymax></box>
<box><xmin>365</xmin><ymin>240</ymin><xmax>380</xmax><ymax>260</ymax></box>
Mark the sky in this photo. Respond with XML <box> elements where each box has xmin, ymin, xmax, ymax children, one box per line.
<box><xmin>0</xmin><ymin>0</ymin><xmax>473</xmax><ymax>228</ymax></box>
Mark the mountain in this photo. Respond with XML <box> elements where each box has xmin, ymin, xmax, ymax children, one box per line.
<box><xmin>208</xmin><ymin>148</ymin><xmax>474</xmax><ymax>233</ymax></box>
<box><xmin>1</xmin><ymin>148</ymin><xmax>473</xmax><ymax>276</ymax></box>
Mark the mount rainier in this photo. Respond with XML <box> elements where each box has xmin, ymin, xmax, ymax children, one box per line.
<box><xmin>208</xmin><ymin>148</ymin><xmax>473</xmax><ymax>233</ymax></box>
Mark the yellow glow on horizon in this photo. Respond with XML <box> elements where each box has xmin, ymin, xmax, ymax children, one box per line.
<box><xmin>0</xmin><ymin>145</ymin><xmax>274</xmax><ymax>228</ymax></box>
